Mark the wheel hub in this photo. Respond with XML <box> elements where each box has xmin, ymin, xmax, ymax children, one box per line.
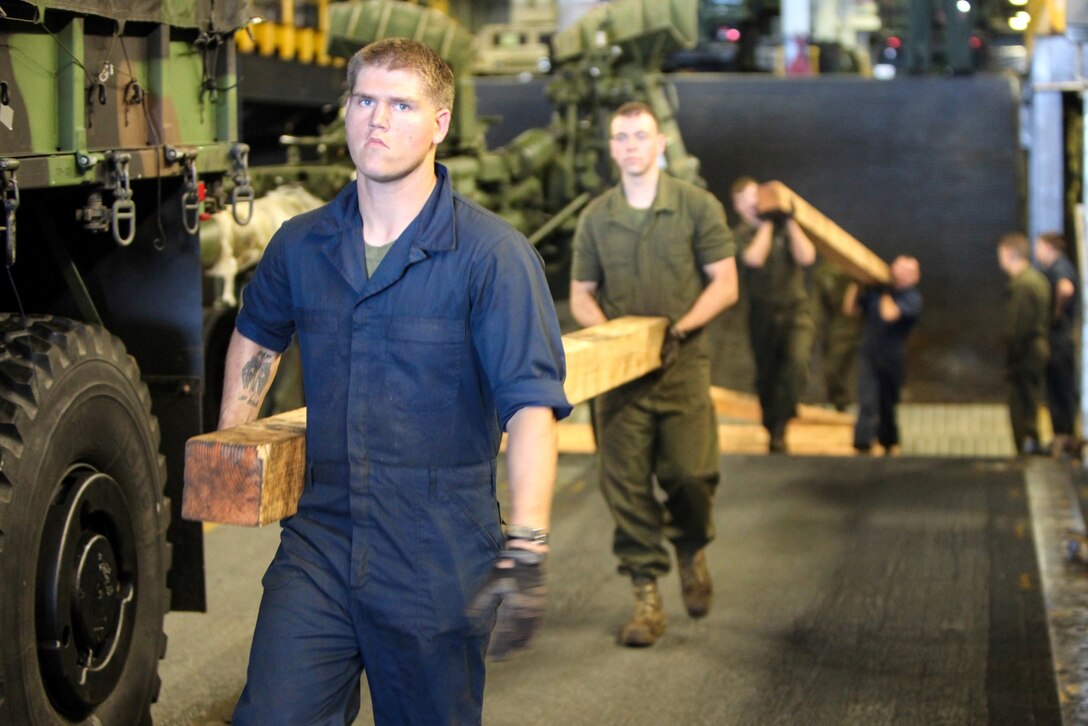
<box><xmin>72</xmin><ymin>532</ymin><xmax>122</xmax><ymax>652</ymax></box>
<box><xmin>36</xmin><ymin>469</ymin><xmax>137</xmax><ymax>716</ymax></box>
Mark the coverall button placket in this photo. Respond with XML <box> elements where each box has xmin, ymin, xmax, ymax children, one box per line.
<box><xmin>347</xmin><ymin>302</ymin><xmax>372</xmax><ymax>590</ymax></box>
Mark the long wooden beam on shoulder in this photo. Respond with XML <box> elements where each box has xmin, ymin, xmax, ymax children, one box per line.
<box><xmin>757</xmin><ymin>181</ymin><xmax>891</xmax><ymax>286</ymax></box>
<box><xmin>182</xmin><ymin>315</ymin><xmax>669</xmax><ymax>526</ymax></box>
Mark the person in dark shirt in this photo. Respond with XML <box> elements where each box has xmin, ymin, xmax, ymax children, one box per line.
<box><xmin>1033</xmin><ymin>231</ymin><xmax>1079</xmax><ymax>456</ymax></box>
<box><xmin>998</xmin><ymin>232</ymin><xmax>1051</xmax><ymax>455</ymax></box>
<box><xmin>846</xmin><ymin>256</ymin><xmax>923</xmax><ymax>455</ymax></box>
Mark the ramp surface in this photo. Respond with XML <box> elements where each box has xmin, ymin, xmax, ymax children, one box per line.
<box><xmin>153</xmin><ymin>455</ymin><xmax>1061</xmax><ymax>725</ymax></box>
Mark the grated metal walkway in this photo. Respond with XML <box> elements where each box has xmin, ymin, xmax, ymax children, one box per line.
<box><xmin>558</xmin><ymin>401</ymin><xmax>1022</xmax><ymax>459</ymax></box>
<box><xmin>897</xmin><ymin>403</ymin><xmax>1016</xmax><ymax>458</ymax></box>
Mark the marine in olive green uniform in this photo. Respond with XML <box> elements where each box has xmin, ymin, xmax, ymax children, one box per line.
<box><xmin>571</xmin><ymin>102</ymin><xmax>737</xmax><ymax>647</ymax></box>
<box><xmin>998</xmin><ymin>233</ymin><xmax>1052</xmax><ymax>454</ymax></box>
<box><xmin>812</xmin><ymin>258</ymin><xmax>861</xmax><ymax>411</ymax></box>
<box><xmin>731</xmin><ymin>177</ymin><xmax>817</xmax><ymax>452</ymax></box>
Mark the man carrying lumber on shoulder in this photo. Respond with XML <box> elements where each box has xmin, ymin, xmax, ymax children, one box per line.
<box><xmin>731</xmin><ymin>176</ymin><xmax>817</xmax><ymax>453</ymax></box>
<box><xmin>218</xmin><ymin>38</ymin><xmax>571</xmax><ymax>725</ymax></box>
<box><xmin>570</xmin><ymin>101</ymin><xmax>738</xmax><ymax>647</ymax></box>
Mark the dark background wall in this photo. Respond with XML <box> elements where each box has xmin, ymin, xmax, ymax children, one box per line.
<box><xmin>477</xmin><ymin>74</ymin><xmax>1022</xmax><ymax>403</ymax></box>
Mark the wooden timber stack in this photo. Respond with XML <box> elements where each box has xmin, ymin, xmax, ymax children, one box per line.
<box><xmin>183</xmin><ymin>316</ymin><xmax>669</xmax><ymax>526</ymax></box>
<box><xmin>758</xmin><ymin>181</ymin><xmax>891</xmax><ymax>286</ymax></box>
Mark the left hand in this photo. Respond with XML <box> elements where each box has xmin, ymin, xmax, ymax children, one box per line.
<box><xmin>465</xmin><ymin>548</ymin><xmax>547</xmax><ymax>660</ymax></box>
<box><xmin>660</xmin><ymin>326</ymin><xmax>686</xmax><ymax>370</ymax></box>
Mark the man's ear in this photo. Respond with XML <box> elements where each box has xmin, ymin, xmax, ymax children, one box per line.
<box><xmin>433</xmin><ymin>108</ymin><xmax>452</xmax><ymax>145</ymax></box>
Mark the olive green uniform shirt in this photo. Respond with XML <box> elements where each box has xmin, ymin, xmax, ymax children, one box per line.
<box><xmin>1006</xmin><ymin>266</ymin><xmax>1051</xmax><ymax>363</ymax></box>
<box><xmin>734</xmin><ymin>219</ymin><xmax>808</xmax><ymax>312</ymax></box>
<box><xmin>571</xmin><ymin>173</ymin><xmax>735</xmax><ymax>324</ymax></box>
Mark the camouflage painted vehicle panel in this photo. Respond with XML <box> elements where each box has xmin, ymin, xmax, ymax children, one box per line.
<box><xmin>0</xmin><ymin>2</ymin><xmax>251</xmax><ymax>723</ymax></box>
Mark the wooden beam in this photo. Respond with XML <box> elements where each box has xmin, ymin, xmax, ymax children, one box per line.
<box><xmin>183</xmin><ymin>316</ymin><xmax>669</xmax><ymax>526</ymax></box>
<box><xmin>555</xmin><ymin>387</ymin><xmax>857</xmax><ymax>456</ymax></box>
<box><xmin>562</xmin><ymin>316</ymin><xmax>668</xmax><ymax>405</ymax></box>
<box><xmin>709</xmin><ymin>386</ymin><xmax>854</xmax><ymax>425</ymax></box>
<box><xmin>757</xmin><ymin>181</ymin><xmax>891</xmax><ymax>286</ymax></box>
<box><xmin>182</xmin><ymin>408</ymin><xmax>306</xmax><ymax>526</ymax></box>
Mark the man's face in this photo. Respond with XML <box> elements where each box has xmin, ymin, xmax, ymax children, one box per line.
<box><xmin>344</xmin><ymin>65</ymin><xmax>450</xmax><ymax>184</ymax></box>
<box><xmin>997</xmin><ymin>246</ymin><xmax>1015</xmax><ymax>275</ymax></box>
<box><xmin>891</xmin><ymin>256</ymin><xmax>920</xmax><ymax>289</ymax></box>
<box><xmin>732</xmin><ymin>182</ymin><xmax>760</xmax><ymax>224</ymax></box>
<box><xmin>1034</xmin><ymin>239</ymin><xmax>1056</xmax><ymax>267</ymax></box>
<box><xmin>608</xmin><ymin>112</ymin><xmax>665</xmax><ymax>179</ymax></box>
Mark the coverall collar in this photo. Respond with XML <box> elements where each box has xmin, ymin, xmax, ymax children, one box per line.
<box><xmin>317</xmin><ymin>164</ymin><xmax>457</xmax><ymax>298</ymax></box>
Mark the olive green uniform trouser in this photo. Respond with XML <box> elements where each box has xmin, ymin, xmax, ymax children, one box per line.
<box><xmin>595</xmin><ymin>354</ymin><xmax>720</xmax><ymax>580</ymax></box>
<box><xmin>1008</xmin><ymin>344</ymin><xmax>1048</xmax><ymax>450</ymax></box>
<box><xmin>748</xmin><ymin>301</ymin><xmax>815</xmax><ymax>434</ymax></box>
<box><xmin>822</xmin><ymin>320</ymin><xmax>861</xmax><ymax>410</ymax></box>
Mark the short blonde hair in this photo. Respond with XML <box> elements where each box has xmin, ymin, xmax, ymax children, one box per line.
<box><xmin>346</xmin><ymin>37</ymin><xmax>454</xmax><ymax>111</ymax></box>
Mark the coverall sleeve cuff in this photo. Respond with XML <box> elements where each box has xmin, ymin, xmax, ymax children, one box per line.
<box><xmin>496</xmin><ymin>380</ymin><xmax>573</xmax><ymax>430</ymax></box>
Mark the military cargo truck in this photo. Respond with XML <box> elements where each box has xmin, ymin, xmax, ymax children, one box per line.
<box><xmin>0</xmin><ymin>1</ymin><xmax>252</xmax><ymax>723</ymax></box>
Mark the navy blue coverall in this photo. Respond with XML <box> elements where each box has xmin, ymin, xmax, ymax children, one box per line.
<box><xmin>1041</xmin><ymin>254</ymin><xmax>1079</xmax><ymax>437</ymax></box>
<box><xmin>231</xmin><ymin>166</ymin><xmax>571</xmax><ymax>725</ymax></box>
<box><xmin>853</xmin><ymin>286</ymin><xmax>922</xmax><ymax>451</ymax></box>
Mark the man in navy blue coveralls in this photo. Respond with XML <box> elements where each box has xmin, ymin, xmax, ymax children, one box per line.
<box><xmin>217</xmin><ymin>38</ymin><xmax>571</xmax><ymax>725</ymax></box>
<box><xmin>847</xmin><ymin>255</ymin><xmax>923</xmax><ymax>455</ymax></box>
<box><xmin>1033</xmin><ymin>232</ymin><xmax>1079</xmax><ymax>456</ymax></box>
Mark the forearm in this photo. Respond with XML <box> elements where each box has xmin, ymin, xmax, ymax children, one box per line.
<box><xmin>569</xmin><ymin>283</ymin><xmax>608</xmax><ymax>327</ymax></box>
<box><xmin>740</xmin><ymin>221</ymin><xmax>774</xmax><ymax>268</ymax></box>
<box><xmin>1056</xmin><ymin>287</ymin><xmax>1075</xmax><ymax>321</ymax></box>
<box><xmin>843</xmin><ymin>283</ymin><xmax>859</xmax><ymax>316</ymax></box>
<box><xmin>787</xmin><ymin>218</ymin><xmax>816</xmax><ymax>267</ymax></box>
<box><xmin>674</xmin><ymin>259</ymin><xmax>738</xmax><ymax>333</ymax></box>
<box><xmin>218</xmin><ymin>329</ymin><xmax>283</xmax><ymax>429</ymax></box>
<box><xmin>504</xmin><ymin>406</ymin><xmax>558</xmax><ymax>534</ymax></box>
<box><xmin>878</xmin><ymin>293</ymin><xmax>902</xmax><ymax>322</ymax></box>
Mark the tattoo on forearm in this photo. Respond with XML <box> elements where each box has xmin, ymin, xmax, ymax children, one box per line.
<box><xmin>238</xmin><ymin>351</ymin><xmax>273</xmax><ymax>407</ymax></box>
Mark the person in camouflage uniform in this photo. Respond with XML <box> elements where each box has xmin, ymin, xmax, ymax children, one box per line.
<box><xmin>570</xmin><ymin>102</ymin><xmax>737</xmax><ymax>648</ymax></box>
<box><xmin>997</xmin><ymin>232</ymin><xmax>1051</xmax><ymax>455</ymax></box>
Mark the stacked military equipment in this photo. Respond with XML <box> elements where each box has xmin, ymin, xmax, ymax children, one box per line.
<box><xmin>211</xmin><ymin>0</ymin><xmax>701</xmax><ymax>294</ymax></box>
<box><xmin>0</xmin><ymin>1</ymin><xmax>251</xmax><ymax>723</ymax></box>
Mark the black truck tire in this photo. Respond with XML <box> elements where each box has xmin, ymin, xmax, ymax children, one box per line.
<box><xmin>0</xmin><ymin>315</ymin><xmax>170</xmax><ymax>725</ymax></box>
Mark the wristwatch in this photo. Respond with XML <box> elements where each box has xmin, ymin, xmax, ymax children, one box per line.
<box><xmin>505</xmin><ymin>524</ymin><xmax>549</xmax><ymax>545</ymax></box>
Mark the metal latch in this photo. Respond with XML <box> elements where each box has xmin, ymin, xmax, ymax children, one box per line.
<box><xmin>229</xmin><ymin>143</ymin><xmax>254</xmax><ymax>226</ymax></box>
<box><xmin>181</xmin><ymin>155</ymin><xmax>201</xmax><ymax>235</ymax></box>
<box><xmin>0</xmin><ymin>158</ymin><xmax>19</xmax><ymax>266</ymax></box>
<box><xmin>106</xmin><ymin>152</ymin><xmax>135</xmax><ymax>246</ymax></box>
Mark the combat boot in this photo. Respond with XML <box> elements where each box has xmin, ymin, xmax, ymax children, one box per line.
<box><xmin>618</xmin><ymin>577</ymin><xmax>665</xmax><ymax>647</ymax></box>
<box><xmin>676</xmin><ymin>548</ymin><xmax>712</xmax><ymax>618</ymax></box>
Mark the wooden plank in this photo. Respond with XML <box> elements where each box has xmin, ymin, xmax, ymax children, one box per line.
<box><xmin>182</xmin><ymin>408</ymin><xmax>307</xmax><ymax>526</ymax></box>
<box><xmin>184</xmin><ymin>315</ymin><xmax>669</xmax><ymax>525</ymax></box>
<box><xmin>709</xmin><ymin>386</ymin><xmax>855</xmax><ymax>425</ymax></box>
<box><xmin>757</xmin><ymin>180</ymin><xmax>891</xmax><ymax>286</ymax></box>
<box><xmin>554</xmin><ymin>420</ymin><xmax>857</xmax><ymax>456</ymax></box>
<box><xmin>562</xmin><ymin>316</ymin><xmax>668</xmax><ymax>404</ymax></box>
